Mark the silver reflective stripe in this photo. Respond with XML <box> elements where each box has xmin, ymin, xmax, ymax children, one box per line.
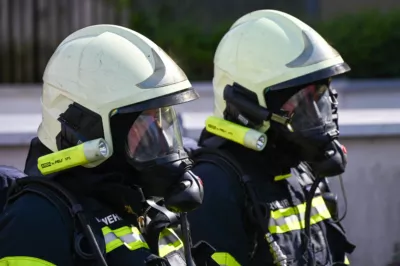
<box><xmin>102</xmin><ymin>226</ymin><xmax>149</xmax><ymax>253</ymax></box>
<box><xmin>104</xmin><ymin>232</ymin><xmax>119</xmax><ymax>243</ymax></box>
<box><xmin>120</xmin><ymin>233</ymin><xmax>147</xmax><ymax>244</ymax></box>
<box><xmin>104</xmin><ymin>231</ymin><xmax>146</xmax><ymax>245</ymax></box>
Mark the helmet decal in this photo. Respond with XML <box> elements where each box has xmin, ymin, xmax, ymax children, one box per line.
<box><xmin>137</xmin><ymin>48</ymin><xmax>188</xmax><ymax>89</ymax></box>
<box><xmin>286</xmin><ymin>30</ymin><xmax>340</xmax><ymax>68</ymax></box>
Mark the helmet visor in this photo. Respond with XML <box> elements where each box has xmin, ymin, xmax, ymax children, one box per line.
<box><xmin>126</xmin><ymin>106</ymin><xmax>183</xmax><ymax>162</ymax></box>
<box><xmin>281</xmin><ymin>84</ymin><xmax>333</xmax><ymax>132</ymax></box>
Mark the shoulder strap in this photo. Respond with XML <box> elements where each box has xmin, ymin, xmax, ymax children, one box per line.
<box><xmin>0</xmin><ymin>166</ymin><xmax>26</xmax><ymax>209</ymax></box>
<box><xmin>191</xmin><ymin>136</ymin><xmax>244</xmax><ymax>179</ymax></box>
<box><xmin>190</xmin><ymin>137</ymin><xmax>253</xmax><ymax>217</ymax></box>
<box><xmin>7</xmin><ymin>179</ymin><xmax>75</xmax><ymax>230</ymax></box>
<box><xmin>142</xmin><ymin>199</ymin><xmax>180</xmax><ymax>255</ymax></box>
<box><xmin>191</xmin><ymin>138</ymin><xmax>291</xmax><ymax>264</ymax></box>
<box><xmin>192</xmin><ymin>148</ymin><xmax>243</xmax><ymax>179</ymax></box>
<box><xmin>6</xmin><ymin>177</ymin><xmax>107</xmax><ymax>266</ymax></box>
<box><xmin>191</xmin><ymin>145</ymin><xmax>267</xmax><ymax>223</ymax></box>
<box><xmin>190</xmin><ymin>139</ymin><xmax>263</xmax><ymax>252</ymax></box>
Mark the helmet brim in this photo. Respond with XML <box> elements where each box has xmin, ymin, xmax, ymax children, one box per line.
<box><xmin>267</xmin><ymin>62</ymin><xmax>351</xmax><ymax>91</ymax></box>
<box><xmin>116</xmin><ymin>88</ymin><xmax>199</xmax><ymax>115</ymax></box>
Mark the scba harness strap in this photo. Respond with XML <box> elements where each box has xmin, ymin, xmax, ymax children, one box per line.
<box><xmin>143</xmin><ymin>198</ymin><xmax>221</xmax><ymax>266</ymax></box>
<box><xmin>187</xmin><ymin>139</ymin><xmax>275</xmax><ymax>262</ymax></box>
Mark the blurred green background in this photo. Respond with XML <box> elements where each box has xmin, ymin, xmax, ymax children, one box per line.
<box><xmin>127</xmin><ymin>9</ymin><xmax>400</xmax><ymax>80</ymax></box>
<box><xmin>1</xmin><ymin>0</ymin><xmax>400</xmax><ymax>82</ymax></box>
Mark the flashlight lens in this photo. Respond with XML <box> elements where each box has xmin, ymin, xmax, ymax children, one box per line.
<box><xmin>98</xmin><ymin>141</ymin><xmax>108</xmax><ymax>157</ymax></box>
<box><xmin>256</xmin><ymin>136</ymin><xmax>266</xmax><ymax>150</ymax></box>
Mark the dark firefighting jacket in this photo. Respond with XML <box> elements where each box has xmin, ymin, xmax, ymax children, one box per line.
<box><xmin>0</xmin><ymin>138</ymin><xmax>188</xmax><ymax>266</ymax></box>
<box><xmin>187</xmin><ymin>136</ymin><xmax>355</xmax><ymax>266</ymax></box>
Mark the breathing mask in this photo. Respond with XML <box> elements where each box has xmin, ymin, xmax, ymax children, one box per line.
<box><xmin>124</xmin><ymin>106</ymin><xmax>203</xmax><ymax>212</ymax></box>
<box><xmin>272</xmin><ymin>82</ymin><xmax>347</xmax><ymax>177</ymax></box>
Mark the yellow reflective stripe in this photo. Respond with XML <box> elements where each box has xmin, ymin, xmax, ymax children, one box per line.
<box><xmin>159</xmin><ymin>228</ymin><xmax>174</xmax><ymax>239</ymax></box>
<box><xmin>344</xmin><ymin>255</ymin><xmax>350</xmax><ymax>265</ymax></box>
<box><xmin>270</xmin><ymin>196</ymin><xmax>326</xmax><ymax>220</ymax></box>
<box><xmin>158</xmin><ymin>228</ymin><xmax>184</xmax><ymax>257</ymax></box>
<box><xmin>211</xmin><ymin>252</ymin><xmax>241</xmax><ymax>266</ymax></box>
<box><xmin>274</xmin><ymin>173</ymin><xmax>291</xmax><ymax>181</ymax></box>
<box><xmin>0</xmin><ymin>256</ymin><xmax>55</xmax><ymax>266</ymax></box>
<box><xmin>101</xmin><ymin>226</ymin><xmax>142</xmax><ymax>236</ymax></box>
<box><xmin>101</xmin><ymin>225</ymin><xmax>149</xmax><ymax>253</ymax></box>
<box><xmin>106</xmin><ymin>238</ymin><xmax>124</xmax><ymax>253</ymax></box>
<box><xmin>269</xmin><ymin>196</ymin><xmax>331</xmax><ymax>234</ymax></box>
<box><xmin>269</xmin><ymin>209</ymin><xmax>331</xmax><ymax>234</ymax></box>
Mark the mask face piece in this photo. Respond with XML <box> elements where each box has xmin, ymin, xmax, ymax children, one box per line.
<box><xmin>121</xmin><ymin>106</ymin><xmax>189</xmax><ymax>197</ymax></box>
<box><xmin>126</xmin><ymin>106</ymin><xmax>184</xmax><ymax>164</ymax></box>
<box><xmin>281</xmin><ymin>84</ymin><xmax>334</xmax><ymax>133</ymax></box>
<box><xmin>107</xmin><ymin>89</ymin><xmax>203</xmax><ymax>207</ymax></box>
<box><xmin>273</xmin><ymin>83</ymin><xmax>347</xmax><ymax>177</ymax></box>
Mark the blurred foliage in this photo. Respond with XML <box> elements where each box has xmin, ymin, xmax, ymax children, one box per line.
<box><xmin>123</xmin><ymin>1</ymin><xmax>232</xmax><ymax>81</ymax></box>
<box><xmin>130</xmin><ymin>20</ymin><xmax>231</xmax><ymax>81</ymax></box>
<box><xmin>5</xmin><ymin>2</ymin><xmax>398</xmax><ymax>82</ymax></box>
<box><xmin>122</xmin><ymin>6</ymin><xmax>400</xmax><ymax>80</ymax></box>
<box><xmin>314</xmin><ymin>10</ymin><xmax>400</xmax><ymax>79</ymax></box>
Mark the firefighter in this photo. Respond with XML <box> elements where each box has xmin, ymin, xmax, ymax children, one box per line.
<box><xmin>0</xmin><ymin>24</ymin><xmax>204</xmax><ymax>266</ymax></box>
<box><xmin>187</xmin><ymin>10</ymin><xmax>356</xmax><ymax>266</ymax></box>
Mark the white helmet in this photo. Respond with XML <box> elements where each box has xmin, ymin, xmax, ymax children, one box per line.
<box><xmin>212</xmin><ymin>10</ymin><xmax>350</xmax><ymax>132</ymax></box>
<box><xmin>38</xmin><ymin>24</ymin><xmax>198</xmax><ymax>167</ymax></box>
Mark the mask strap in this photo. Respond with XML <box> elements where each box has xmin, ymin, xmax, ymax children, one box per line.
<box><xmin>329</xmin><ymin>86</ymin><xmax>339</xmax><ymax>131</ymax></box>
